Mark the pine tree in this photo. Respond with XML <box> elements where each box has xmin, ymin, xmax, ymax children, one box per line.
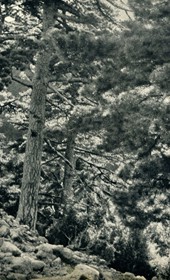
<box><xmin>1</xmin><ymin>0</ymin><xmax>128</xmax><ymax>229</ymax></box>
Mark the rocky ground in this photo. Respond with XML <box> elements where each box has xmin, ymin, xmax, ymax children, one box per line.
<box><xmin>0</xmin><ymin>209</ymin><xmax>147</xmax><ymax>280</ymax></box>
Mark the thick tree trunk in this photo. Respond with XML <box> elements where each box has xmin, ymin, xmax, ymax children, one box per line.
<box><xmin>63</xmin><ymin>132</ymin><xmax>76</xmax><ymax>211</ymax></box>
<box><xmin>17</xmin><ymin>2</ymin><xmax>57</xmax><ymax>229</ymax></box>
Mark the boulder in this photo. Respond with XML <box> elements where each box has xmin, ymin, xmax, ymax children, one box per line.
<box><xmin>1</xmin><ymin>241</ymin><xmax>22</xmax><ymax>256</ymax></box>
<box><xmin>31</xmin><ymin>259</ymin><xmax>46</xmax><ymax>271</ymax></box>
<box><xmin>36</xmin><ymin>243</ymin><xmax>62</xmax><ymax>255</ymax></box>
<box><xmin>100</xmin><ymin>268</ymin><xmax>122</xmax><ymax>280</ymax></box>
<box><xmin>11</xmin><ymin>256</ymin><xmax>32</xmax><ymax>273</ymax></box>
<box><xmin>65</xmin><ymin>263</ymin><xmax>100</xmax><ymax>280</ymax></box>
<box><xmin>123</xmin><ymin>272</ymin><xmax>136</xmax><ymax>280</ymax></box>
<box><xmin>31</xmin><ymin>275</ymin><xmax>60</xmax><ymax>280</ymax></box>
<box><xmin>11</xmin><ymin>255</ymin><xmax>45</xmax><ymax>273</ymax></box>
<box><xmin>52</xmin><ymin>257</ymin><xmax>62</xmax><ymax>267</ymax></box>
<box><xmin>53</xmin><ymin>246</ymin><xmax>75</xmax><ymax>264</ymax></box>
<box><xmin>1</xmin><ymin>252</ymin><xmax>13</xmax><ymax>264</ymax></box>
<box><xmin>136</xmin><ymin>276</ymin><xmax>146</xmax><ymax>280</ymax></box>
<box><xmin>0</xmin><ymin>252</ymin><xmax>6</xmax><ymax>260</ymax></box>
<box><xmin>10</xmin><ymin>228</ymin><xmax>23</xmax><ymax>242</ymax></box>
<box><xmin>7</xmin><ymin>273</ymin><xmax>28</xmax><ymax>280</ymax></box>
<box><xmin>0</xmin><ymin>225</ymin><xmax>10</xmax><ymax>237</ymax></box>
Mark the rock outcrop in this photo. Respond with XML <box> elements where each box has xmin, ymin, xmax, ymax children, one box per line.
<box><xmin>0</xmin><ymin>209</ymin><xmax>147</xmax><ymax>280</ymax></box>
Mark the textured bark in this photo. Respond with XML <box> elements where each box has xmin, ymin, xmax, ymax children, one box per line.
<box><xmin>17</xmin><ymin>2</ymin><xmax>57</xmax><ymax>229</ymax></box>
<box><xmin>63</xmin><ymin>132</ymin><xmax>76</xmax><ymax>210</ymax></box>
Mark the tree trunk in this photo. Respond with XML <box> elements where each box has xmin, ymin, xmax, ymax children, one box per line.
<box><xmin>63</xmin><ymin>132</ymin><xmax>76</xmax><ymax>211</ymax></box>
<box><xmin>17</xmin><ymin>1</ymin><xmax>57</xmax><ymax>229</ymax></box>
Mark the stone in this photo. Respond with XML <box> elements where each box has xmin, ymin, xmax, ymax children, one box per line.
<box><xmin>111</xmin><ymin>269</ymin><xmax>124</xmax><ymax>280</ymax></box>
<box><xmin>10</xmin><ymin>229</ymin><xmax>23</xmax><ymax>242</ymax></box>
<box><xmin>53</xmin><ymin>257</ymin><xmax>62</xmax><ymax>267</ymax></box>
<box><xmin>0</xmin><ymin>275</ymin><xmax>7</xmax><ymax>280</ymax></box>
<box><xmin>6</xmin><ymin>215</ymin><xmax>16</xmax><ymax>225</ymax></box>
<box><xmin>22</xmin><ymin>244</ymin><xmax>36</xmax><ymax>253</ymax></box>
<box><xmin>0</xmin><ymin>237</ymin><xmax>3</xmax><ymax>246</ymax></box>
<box><xmin>136</xmin><ymin>276</ymin><xmax>146</xmax><ymax>280</ymax></box>
<box><xmin>100</xmin><ymin>268</ymin><xmax>124</xmax><ymax>280</ymax></box>
<box><xmin>2</xmin><ymin>253</ymin><xmax>13</xmax><ymax>264</ymax></box>
<box><xmin>1</xmin><ymin>241</ymin><xmax>22</xmax><ymax>256</ymax></box>
<box><xmin>0</xmin><ymin>252</ymin><xmax>6</xmax><ymax>260</ymax></box>
<box><xmin>65</xmin><ymin>264</ymin><xmax>100</xmax><ymax>280</ymax></box>
<box><xmin>11</xmin><ymin>255</ymin><xmax>45</xmax><ymax>273</ymax></box>
<box><xmin>31</xmin><ymin>274</ymin><xmax>44</xmax><ymax>279</ymax></box>
<box><xmin>36</xmin><ymin>243</ymin><xmax>62</xmax><ymax>254</ymax></box>
<box><xmin>26</xmin><ymin>234</ymin><xmax>38</xmax><ymax>243</ymax></box>
<box><xmin>38</xmin><ymin>236</ymin><xmax>48</xmax><ymax>243</ymax></box>
<box><xmin>100</xmin><ymin>269</ymin><xmax>114</xmax><ymax>280</ymax></box>
<box><xmin>123</xmin><ymin>272</ymin><xmax>136</xmax><ymax>280</ymax></box>
<box><xmin>54</xmin><ymin>247</ymin><xmax>74</xmax><ymax>262</ymax></box>
<box><xmin>31</xmin><ymin>259</ymin><xmax>45</xmax><ymax>271</ymax></box>
<box><xmin>31</xmin><ymin>275</ymin><xmax>60</xmax><ymax>280</ymax></box>
<box><xmin>0</xmin><ymin>225</ymin><xmax>10</xmax><ymax>237</ymax></box>
<box><xmin>11</xmin><ymin>256</ymin><xmax>32</xmax><ymax>274</ymax></box>
<box><xmin>7</xmin><ymin>273</ymin><xmax>28</xmax><ymax>280</ymax></box>
<box><xmin>36</xmin><ymin>249</ymin><xmax>47</xmax><ymax>259</ymax></box>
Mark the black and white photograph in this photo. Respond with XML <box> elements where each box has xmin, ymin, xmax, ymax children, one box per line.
<box><xmin>0</xmin><ymin>1</ymin><xmax>170</xmax><ymax>279</ymax></box>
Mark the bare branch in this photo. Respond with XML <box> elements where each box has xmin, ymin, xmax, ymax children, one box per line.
<box><xmin>55</xmin><ymin>12</ymin><xmax>86</xmax><ymax>24</ymax></box>
<box><xmin>47</xmin><ymin>84</ymin><xmax>74</xmax><ymax>107</ymax></box>
<box><xmin>80</xmin><ymin>157</ymin><xmax>112</xmax><ymax>173</ymax></box>
<box><xmin>0</xmin><ymin>33</ymin><xmax>40</xmax><ymax>43</ymax></box>
<box><xmin>44</xmin><ymin>139</ymin><xmax>73</xmax><ymax>168</ymax></box>
<box><xmin>41</xmin><ymin>155</ymin><xmax>59</xmax><ymax>166</ymax></box>
<box><xmin>12</xmin><ymin>75</ymin><xmax>33</xmax><ymax>88</ymax></box>
<box><xmin>106</xmin><ymin>0</ymin><xmax>132</xmax><ymax>12</ymax></box>
<box><xmin>57</xmin><ymin>0</ymin><xmax>80</xmax><ymax>17</ymax></box>
<box><xmin>75</xmin><ymin>147</ymin><xmax>113</xmax><ymax>159</ymax></box>
<box><xmin>125</xmin><ymin>10</ymin><xmax>133</xmax><ymax>21</ymax></box>
<box><xmin>48</xmin><ymin>77</ymin><xmax>89</xmax><ymax>84</ymax></box>
<box><xmin>96</xmin><ymin>0</ymin><xmax>127</xmax><ymax>29</ymax></box>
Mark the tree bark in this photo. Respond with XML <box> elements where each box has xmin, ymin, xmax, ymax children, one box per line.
<box><xmin>17</xmin><ymin>1</ymin><xmax>57</xmax><ymax>229</ymax></box>
<box><xmin>63</xmin><ymin>131</ymin><xmax>76</xmax><ymax>211</ymax></box>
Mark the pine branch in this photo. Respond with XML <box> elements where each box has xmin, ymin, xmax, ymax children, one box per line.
<box><xmin>80</xmin><ymin>157</ymin><xmax>112</xmax><ymax>173</ymax></box>
<box><xmin>57</xmin><ymin>0</ymin><xmax>80</xmax><ymax>17</ymax></box>
<box><xmin>125</xmin><ymin>10</ymin><xmax>133</xmax><ymax>21</ymax></box>
<box><xmin>48</xmin><ymin>77</ymin><xmax>89</xmax><ymax>84</ymax></box>
<box><xmin>75</xmin><ymin>147</ymin><xmax>112</xmax><ymax>159</ymax></box>
<box><xmin>96</xmin><ymin>0</ymin><xmax>127</xmax><ymax>29</ymax></box>
<box><xmin>0</xmin><ymin>33</ymin><xmax>40</xmax><ymax>43</ymax></box>
<box><xmin>41</xmin><ymin>155</ymin><xmax>59</xmax><ymax>166</ymax></box>
<box><xmin>47</xmin><ymin>84</ymin><xmax>74</xmax><ymax>107</ymax></box>
<box><xmin>106</xmin><ymin>0</ymin><xmax>132</xmax><ymax>12</ymax></box>
<box><xmin>137</xmin><ymin>93</ymin><xmax>165</xmax><ymax>105</ymax></box>
<box><xmin>0</xmin><ymin>99</ymin><xmax>17</xmax><ymax>114</ymax></box>
<box><xmin>84</xmin><ymin>96</ymin><xmax>99</xmax><ymax>105</ymax></box>
<box><xmin>138</xmin><ymin>135</ymin><xmax>161</xmax><ymax>159</ymax></box>
<box><xmin>46</xmin><ymin>98</ymin><xmax>65</xmax><ymax>112</ymax></box>
<box><xmin>55</xmin><ymin>12</ymin><xmax>86</xmax><ymax>24</ymax></box>
<box><xmin>44</xmin><ymin>139</ymin><xmax>73</xmax><ymax>168</ymax></box>
<box><xmin>55</xmin><ymin>17</ymin><xmax>74</xmax><ymax>32</ymax></box>
<box><xmin>12</xmin><ymin>75</ymin><xmax>32</xmax><ymax>88</ymax></box>
<box><xmin>79</xmin><ymin>157</ymin><xmax>127</xmax><ymax>188</ymax></box>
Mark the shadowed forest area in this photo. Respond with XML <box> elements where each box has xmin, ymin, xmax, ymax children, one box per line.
<box><xmin>0</xmin><ymin>1</ymin><xmax>170</xmax><ymax>279</ymax></box>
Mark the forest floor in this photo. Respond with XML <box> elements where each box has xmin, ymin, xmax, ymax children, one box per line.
<box><xmin>0</xmin><ymin>209</ymin><xmax>147</xmax><ymax>280</ymax></box>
